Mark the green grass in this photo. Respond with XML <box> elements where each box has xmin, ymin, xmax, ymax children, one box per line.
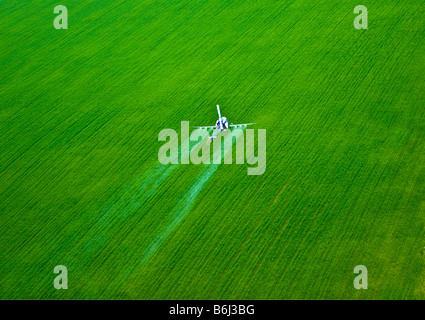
<box><xmin>1</xmin><ymin>0</ymin><xmax>425</xmax><ymax>299</ymax></box>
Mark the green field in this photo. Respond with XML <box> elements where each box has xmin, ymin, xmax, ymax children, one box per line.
<box><xmin>1</xmin><ymin>0</ymin><xmax>425</xmax><ymax>299</ymax></box>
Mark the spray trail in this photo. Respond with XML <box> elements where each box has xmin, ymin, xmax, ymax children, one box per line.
<box><xmin>84</xmin><ymin>132</ymin><xmax>211</xmax><ymax>250</ymax></box>
<box><xmin>139</xmin><ymin>128</ymin><xmax>245</xmax><ymax>265</ymax></box>
<box><xmin>100</xmin><ymin>131</ymin><xmax>209</xmax><ymax>218</ymax></box>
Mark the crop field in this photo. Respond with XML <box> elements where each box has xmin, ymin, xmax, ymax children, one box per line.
<box><xmin>1</xmin><ymin>0</ymin><xmax>425</xmax><ymax>299</ymax></box>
